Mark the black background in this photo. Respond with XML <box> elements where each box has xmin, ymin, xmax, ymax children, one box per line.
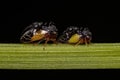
<box><xmin>0</xmin><ymin>1</ymin><xmax>120</xmax><ymax>77</ymax></box>
<box><xmin>0</xmin><ymin>1</ymin><xmax>120</xmax><ymax>43</ymax></box>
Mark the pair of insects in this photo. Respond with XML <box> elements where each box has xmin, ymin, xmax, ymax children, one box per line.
<box><xmin>20</xmin><ymin>22</ymin><xmax>92</xmax><ymax>46</ymax></box>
